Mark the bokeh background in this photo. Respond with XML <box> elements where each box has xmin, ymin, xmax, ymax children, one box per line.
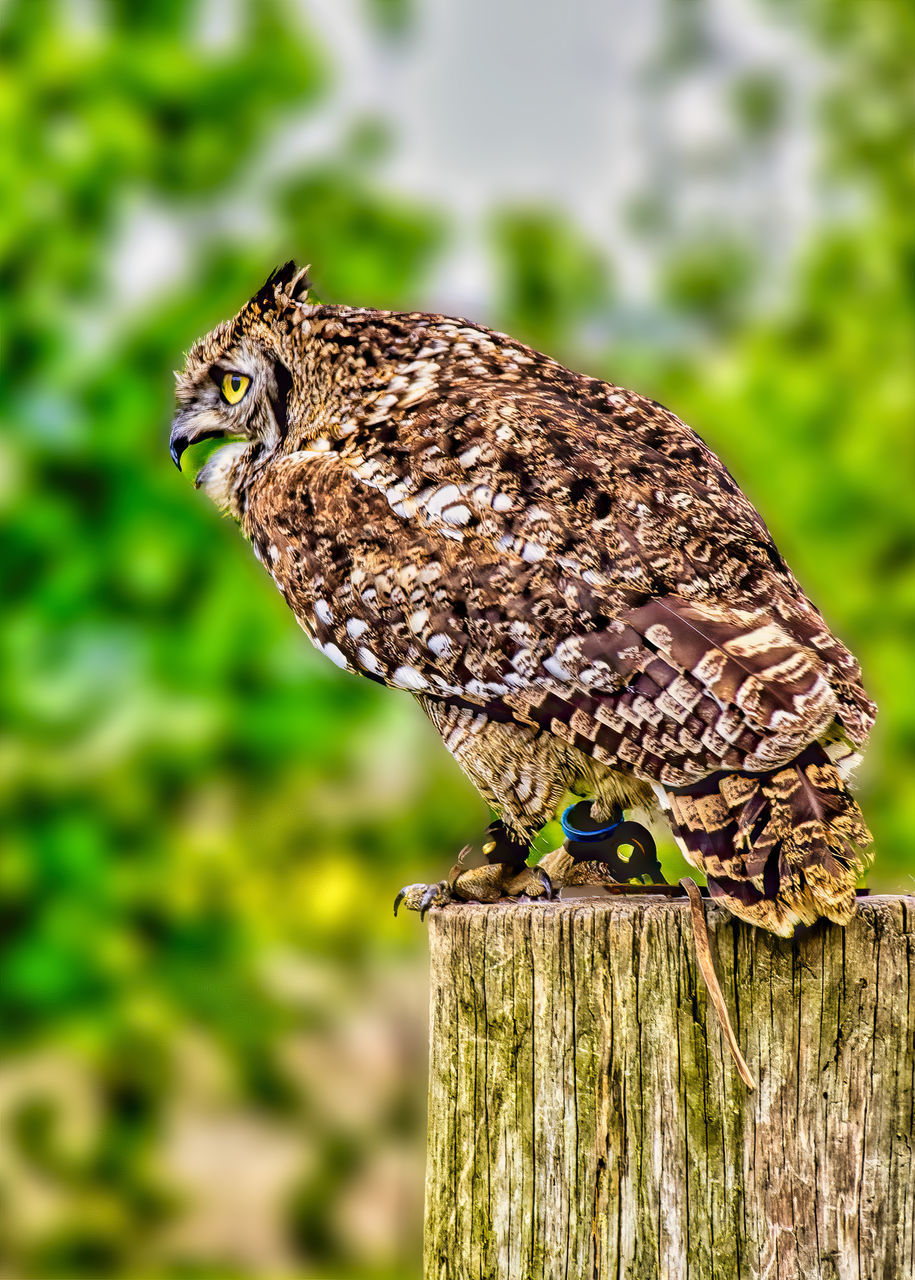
<box><xmin>2</xmin><ymin>0</ymin><xmax>913</xmax><ymax>1275</ymax></box>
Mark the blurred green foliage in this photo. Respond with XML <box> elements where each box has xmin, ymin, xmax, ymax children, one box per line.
<box><xmin>0</xmin><ymin>0</ymin><xmax>912</xmax><ymax>1275</ymax></box>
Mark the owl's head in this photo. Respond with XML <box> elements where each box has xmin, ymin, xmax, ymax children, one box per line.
<box><xmin>168</xmin><ymin>262</ymin><xmax>311</xmax><ymax>511</ymax></box>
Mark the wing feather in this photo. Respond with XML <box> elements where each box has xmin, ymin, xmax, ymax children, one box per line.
<box><xmin>251</xmin><ymin>379</ymin><xmax>874</xmax><ymax>793</ymax></box>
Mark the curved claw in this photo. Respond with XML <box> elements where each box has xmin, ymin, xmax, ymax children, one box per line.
<box><xmin>394</xmin><ymin>880</ymin><xmax>452</xmax><ymax>919</ymax></box>
<box><xmin>419</xmin><ymin>882</ymin><xmax>445</xmax><ymax>921</ymax></box>
<box><xmin>521</xmin><ymin>868</ymin><xmax>554</xmax><ymax>900</ymax></box>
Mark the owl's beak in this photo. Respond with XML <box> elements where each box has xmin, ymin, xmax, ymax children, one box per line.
<box><xmin>169</xmin><ymin>413</ymin><xmax>195</xmax><ymax>470</ymax></box>
<box><xmin>169</xmin><ymin>411</ymin><xmax>228</xmax><ymax>472</ymax></box>
<box><xmin>169</xmin><ymin>430</ymin><xmax>186</xmax><ymax>470</ymax></box>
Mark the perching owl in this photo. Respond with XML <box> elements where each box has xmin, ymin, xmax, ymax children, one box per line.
<box><xmin>169</xmin><ymin>262</ymin><xmax>875</xmax><ymax>936</ymax></box>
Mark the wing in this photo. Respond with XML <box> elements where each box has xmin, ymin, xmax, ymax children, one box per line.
<box><xmin>341</xmin><ymin>376</ymin><xmax>785</xmax><ymax>595</ymax></box>
<box><xmin>246</xmin><ymin>377</ymin><xmax>874</xmax><ymax>790</ymax></box>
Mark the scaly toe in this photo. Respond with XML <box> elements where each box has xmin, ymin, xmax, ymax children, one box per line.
<box><xmin>537</xmin><ymin>847</ymin><xmax>576</xmax><ymax>891</ymax></box>
<box><xmin>393</xmin><ymin>880</ymin><xmax>453</xmax><ymax>918</ymax></box>
<box><xmin>420</xmin><ymin>881</ymin><xmax>451</xmax><ymax>920</ymax></box>
<box><xmin>503</xmin><ymin>864</ymin><xmax>554</xmax><ymax>900</ymax></box>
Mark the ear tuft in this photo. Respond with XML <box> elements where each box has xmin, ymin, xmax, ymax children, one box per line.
<box><xmin>285</xmin><ymin>263</ymin><xmax>312</xmax><ymax>304</ymax></box>
<box><xmin>250</xmin><ymin>260</ymin><xmax>312</xmax><ymax>317</ymax></box>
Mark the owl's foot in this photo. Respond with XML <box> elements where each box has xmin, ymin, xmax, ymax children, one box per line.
<box><xmin>394</xmin><ymin>821</ymin><xmax>554</xmax><ymax>919</ymax></box>
<box><xmin>535</xmin><ymin>847</ymin><xmax>619</xmax><ymax>890</ymax></box>
<box><xmin>558</xmin><ymin>801</ymin><xmax>664</xmax><ymax>883</ymax></box>
<box><xmin>394</xmin><ymin>862</ymin><xmax>554</xmax><ymax>919</ymax></box>
<box><xmin>530</xmin><ymin>803</ymin><xmax>665</xmax><ymax>893</ymax></box>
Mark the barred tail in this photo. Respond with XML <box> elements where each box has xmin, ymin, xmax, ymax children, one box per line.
<box><xmin>664</xmin><ymin>742</ymin><xmax>874</xmax><ymax>936</ymax></box>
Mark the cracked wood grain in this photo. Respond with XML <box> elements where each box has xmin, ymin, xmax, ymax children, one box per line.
<box><xmin>424</xmin><ymin>895</ymin><xmax>915</xmax><ymax>1280</ymax></box>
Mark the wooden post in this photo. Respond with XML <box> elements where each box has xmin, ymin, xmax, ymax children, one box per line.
<box><xmin>424</xmin><ymin>895</ymin><xmax>915</xmax><ymax>1280</ymax></box>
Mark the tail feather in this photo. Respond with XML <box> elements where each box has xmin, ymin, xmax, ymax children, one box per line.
<box><xmin>665</xmin><ymin>741</ymin><xmax>873</xmax><ymax>936</ymax></box>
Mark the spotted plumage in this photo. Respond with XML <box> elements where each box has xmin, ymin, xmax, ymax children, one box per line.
<box><xmin>169</xmin><ymin>262</ymin><xmax>875</xmax><ymax>935</ymax></box>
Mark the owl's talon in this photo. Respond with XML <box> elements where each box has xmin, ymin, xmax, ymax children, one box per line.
<box><xmin>502</xmin><ymin>864</ymin><xmax>553</xmax><ymax>900</ymax></box>
<box><xmin>395</xmin><ymin>857</ymin><xmax>557</xmax><ymax>917</ymax></box>
<box><xmin>394</xmin><ymin>880</ymin><xmax>453</xmax><ymax>917</ymax></box>
<box><xmin>395</xmin><ymin>821</ymin><xmax>554</xmax><ymax>919</ymax></box>
<box><xmin>561</xmin><ymin>802</ymin><xmax>664</xmax><ymax>883</ymax></box>
<box><xmin>420</xmin><ymin>881</ymin><xmax>451</xmax><ymax>920</ymax></box>
<box><xmin>515</xmin><ymin>873</ymin><xmax>553</xmax><ymax>902</ymax></box>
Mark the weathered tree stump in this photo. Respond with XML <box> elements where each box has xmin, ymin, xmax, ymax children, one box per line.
<box><xmin>424</xmin><ymin>895</ymin><xmax>915</xmax><ymax>1280</ymax></box>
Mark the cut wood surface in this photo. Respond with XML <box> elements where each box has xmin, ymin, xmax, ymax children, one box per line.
<box><xmin>424</xmin><ymin>894</ymin><xmax>915</xmax><ymax>1280</ymax></box>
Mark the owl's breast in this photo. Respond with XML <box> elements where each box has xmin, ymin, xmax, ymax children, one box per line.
<box><xmin>242</xmin><ymin>449</ymin><xmax>474</xmax><ymax>694</ymax></box>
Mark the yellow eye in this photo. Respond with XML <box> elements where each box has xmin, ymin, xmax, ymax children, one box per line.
<box><xmin>221</xmin><ymin>372</ymin><xmax>250</xmax><ymax>405</ymax></box>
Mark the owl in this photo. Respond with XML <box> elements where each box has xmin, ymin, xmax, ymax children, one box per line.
<box><xmin>169</xmin><ymin>262</ymin><xmax>875</xmax><ymax>936</ymax></box>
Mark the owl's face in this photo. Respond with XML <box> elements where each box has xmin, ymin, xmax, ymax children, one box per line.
<box><xmin>169</xmin><ymin>330</ymin><xmax>293</xmax><ymax>511</ymax></box>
